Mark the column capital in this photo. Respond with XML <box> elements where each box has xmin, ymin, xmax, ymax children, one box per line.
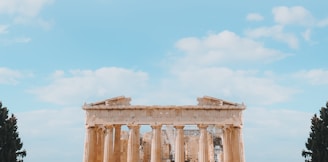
<box><xmin>233</xmin><ymin>125</ymin><xmax>243</xmax><ymax>129</ymax></box>
<box><xmin>96</xmin><ymin>125</ymin><xmax>105</xmax><ymax>132</ymax></box>
<box><xmin>104</xmin><ymin>124</ymin><xmax>113</xmax><ymax>129</ymax></box>
<box><xmin>127</xmin><ymin>124</ymin><xmax>140</xmax><ymax>129</ymax></box>
<box><xmin>223</xmin><ymin>124</ymin><xmax>236</xmax><ymax>130</ymax></box>
<box><xmin>174</xmin><ymin>125</ymin><xmax>184</xmax><ymax>129</ymax></box>
<box><xmin>197</xmin><ymin>124</ymin><xmax>208</xmax><ymax>129</ymax></box>
<box><xmin>151</xmin><ymin>124</ymin><xmax>162</xmax><ymax>129</ymax></box>
<box><xmin>113</xmin><ymin>124</ymin><xmax>121</xmax><ymax>128</ymax></box>
<box><xmin>86</xmin><ymin>125</ymin><xmax>96</xmax><ymax>129</ymax></box>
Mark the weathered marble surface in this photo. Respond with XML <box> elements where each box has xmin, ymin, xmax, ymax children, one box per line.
<box><xmin>82</xmin><ymin>96</ymin><xmax>246</xmax><ymax>162</ymax></box>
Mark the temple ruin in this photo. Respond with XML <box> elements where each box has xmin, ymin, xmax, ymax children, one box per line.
<box><xmin>82</xmin><ymin>96</ymin><xmax>246</xmax><ymax>162</ymax></box>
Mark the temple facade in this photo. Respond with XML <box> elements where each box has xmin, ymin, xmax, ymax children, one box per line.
<box><xmin>82</xmin><ymin>96</ymin><xmax>246</xmax><ymax>162</ymax></box>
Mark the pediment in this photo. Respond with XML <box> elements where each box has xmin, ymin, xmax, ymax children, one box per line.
<box><xmin>197</xmin><ymin>96</ymin><xmax>238</xmax><ymax>106</ymax></box>
<box><xmin>90</xmin><ymin>96</ymin><xmax>131</xmax><ymax>106</ymax></box>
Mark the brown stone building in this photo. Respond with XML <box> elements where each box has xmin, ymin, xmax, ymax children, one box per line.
<box><xmin>83</xmin><ymin>96</ymin><xmax>245</xmax><ymax>162</ymax></box>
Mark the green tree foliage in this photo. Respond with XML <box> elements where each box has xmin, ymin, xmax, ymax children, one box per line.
<box><xmin>0</xmin><ymin>101</ymin><xmax>26</xmax><ymax>162</ymax></box>
<box><xmin>302</xmin><ymin>101</ymin><xmax>328</xmax><ymax>162</ymax></box>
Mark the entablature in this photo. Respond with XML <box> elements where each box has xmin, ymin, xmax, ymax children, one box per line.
<box><xmin>83</xmin><ymin>96</ymin><xmax>246</xmax><ymax>126</ymax></box>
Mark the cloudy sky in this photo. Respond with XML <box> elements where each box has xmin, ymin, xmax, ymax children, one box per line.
<box><xmin>1</xmin><ymin>0</ymin><xmax>328</xmax><ymax>162</ymax></box>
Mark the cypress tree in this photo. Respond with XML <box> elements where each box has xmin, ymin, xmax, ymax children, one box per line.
<box><xmin>302</xmin><ymin>101</ymin><xmax>328</xmax><ymax>162</ymax></box>
<box><xmin>0</xmin><ymin>101</ymin><xmax>26</xmax><ymax>162</ymax></box>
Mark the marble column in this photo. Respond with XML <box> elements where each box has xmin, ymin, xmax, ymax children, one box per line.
<box><xmin>239</xmin><ymin>127</ymin><xmax>245</xmax><ymax>162</ymax></box>
<box><xmin>150</xmin><ymin>124</ymin><xmax>162</xmax><ymax>162</ymax></box>
<box><xmin>207</xmin><ymin>132</ymin><xmax>215</xmax><ymax>162</ymax></box>
<box><xmin>96</xmin><ymin>126</ymin><xmax>105</xmax><ymax>162</ymax></box>
<box><xmin>103</xmin><ymin>125</ymin><xmax>114</xmax><ymax>162</ymax></box>
<box><xmin>127</xmin><ymin>124</ymin><xmax>140</xmax><ymax>162</ymax></box>
<box><xmin>231</xmin><ymin>126</ymin><xmax>245</xmax><ymax>162</ymax></box>
<box><xmin>223</xmin><ymin>126</ymin><xmax>232</xmax><ymax>162</ymax></box>
<box><xmin>84</xmin><ymin>125</ymin><xmax>96</xmax><ymax>162</ymax></box>
<box><xmin>113</xmin><ymin>125</ymin><xmax>122</xmax><ymax>162</ymax></box>
<box><xmin>198</xmin><ymin>124</ymin><xmax>208</xmax><ymax>162</ymax></box>
<box><xmin>174</xmin><ymin>125</ymin><xmax>184</xmax><ymax>162</ymax></box>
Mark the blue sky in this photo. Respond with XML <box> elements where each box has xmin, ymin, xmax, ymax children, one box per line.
<box><xmin>1</xmin><ymin>0</ymin><xmax>328</xmax><ymax>162</ymax></box>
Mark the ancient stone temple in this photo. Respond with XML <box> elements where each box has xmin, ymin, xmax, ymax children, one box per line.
<box><xmin>82</xmin><ymin>96</ymin><xmax>246</xmax><ymax>162</ymax></box>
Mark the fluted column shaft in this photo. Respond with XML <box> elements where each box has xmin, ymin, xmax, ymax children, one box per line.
<box><xmin>174</xmin><ymin>125</ymin><xmax>184</xmax><ymax>162</ymax></box>
<box><xmin>239</xmin><ymin>127</ymin><xmax>245</xmax><ymax>162</ymax></box>
<box><xmin>96</xmin><ymin>127</ymin><xmax>105</xmax><ymax>162</ymax></box>
<box><xmin>84</xmin><ymin>125</ymin><xmax>96</xmax><ymax>162</ymax></box>
<box><xmin>223</xmin><ymin>126</ymin><xmax>232</xmax><ymax>162</ymax></box>
<box><xmin>113</xmin><ymin>125</ymin><xmax>121</xmax><ymax>162</ymax></box>
<box><xmin>103</xmin><ymin>125</ymin><xmax>114</xmax><ymax>162</ymax></box>
<box><xmin>217</xmin><ymin>126</ymin><xmax>224</xmax><ymax>162</ymax></box>
<box><xmin>231</xmin><ymin>126</ymin><xmax>245</xmax><ymax>162</ymax></box>
<box><xmin>150</xmin><ymin>124</ymin><xmax>162</xmax><ymax>162</ymax></box>
<box><xmin>127</xmin><ymin>124</ymin><xmax>140</xmax><ymax>162</ymax></box>
<box><xmin>198</xmin><ymin>124</ymin><xmax>208</xmax><ymax>162</ymax></box>
<box><xmin>207</xmin><ymin>132</ymin><xmax>215</xmax><ymax>162</ymax></box>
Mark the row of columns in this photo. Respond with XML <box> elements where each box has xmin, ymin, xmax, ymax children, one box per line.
<box><xmin>84</xmin><ymin>125</ymin><xmax>122</xmax><ymax>162</ymax></box>
<box><xmin>222</xmin><ymin>125</ymin><xmax>245</xmax><ymax>162</ymax></box>
<box><xmin>84</xmin><ymin>124</ymin><xmax>244</xmax><ymax>162</ymax></box>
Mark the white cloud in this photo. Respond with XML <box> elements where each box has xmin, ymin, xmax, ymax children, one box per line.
<box><xmin>317</xmin><ymin>18</ymin><xmax>328</xmax><ymax>27</ymax></box>
<box><xmin>0</xmin><ymin>24</ymin><xmax>9</xmax><ymax>34</ymax></box>
<box><xmin>37</xmin><ymin>18</ymin><xmax>54</xmax><ymax>30</ymax></box>
<box><xmin>15</xmin><ymin>37</ymin><xmax>32</xmax><ymax>43</ymax></box>
<box><xmin>51</xmin><ymin>70</ymin><xmax>65</xmax><ymax>78</ymax></box>
<box><xmin>0</xmin><ymin>37</ymin><xmax>32</xmax><ymax>45</ymax></box>
<box><xmin>0</xmin><ymin>0</ymin><xmax>54</xmax><ymax>31</ymax></box>
<box><xmin>272</xmin><ymin>6</ymin><xmax>328</xmax><ymax>28</ymax></box>
<box><xmin>272</xmin><ymin>6</ymin><xmax>315</xmax><ymax>26</ymax></box>
<box><xmin>169</xmin><ymin>67</ymin><xmax>296</xmax><ymax>105</ymax></box>
<box><xmin>245</xmin><ymin>25</ymin><xmax>299</xmax><ymax>49</ymax></box>
<box><xmin>0</xmin><ymin>0</ymin><xmax>53</xmax><ymax>18</ymax></box>
<box><xmin>163</xmin><ymin>31</ymin><xmax>297</xmax><ymax>106</ymax></box>
<box><xmin>245</xmin><ymin>6</ymin><xmax>328</xmax><ymax>48</ymax></box>
<box><xmin>29</xmin><ymin>67</ymin><xmax>149</xmax><ymax>105</ymax></box>
<box><xmin>301</xmin><ymin>29</ymin><xmax>312</xmax><ymax>42</ymax></box>
<box><xmin>244</xmin><ymin>107</ymin><xmax>313</xmax><ymax>162</ymax></box>
<box><xmin>0</xmin><ymin>0</ymin><xmax>52</xmax><ymax>45</ymax></box>
<box><xmin>294</xmin><ymin>69</ymin><xmax>328</xmax><ymax>85</ymax></box>
<box><xmin>246</xmin><ymin>13</ymin><xmax>264</xmax><ymax>21</ymax></box>
<box><xmin>0</xmin><ymin>67</ymin><xmax>24</xmax><ymax>84</ymax></box>
<box><xmin>174</xmin><ymin>30</ymin><xmax>287</xmax><ymax>67</ymax></box>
